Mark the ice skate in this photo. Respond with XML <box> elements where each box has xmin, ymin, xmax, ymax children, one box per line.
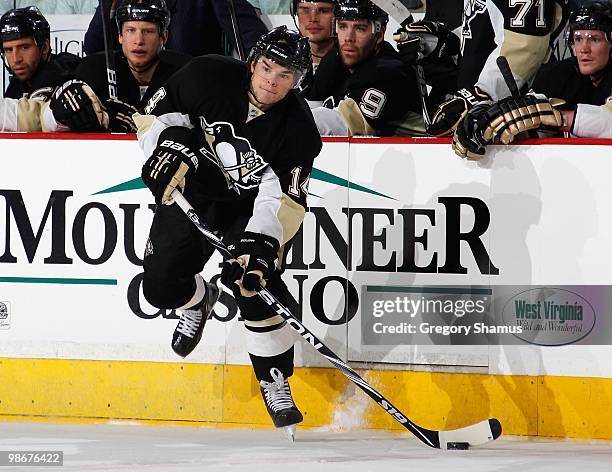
<box><xmin>171</xmin><ymin>280</ymin><xmax>220</xmax><ymax>357</ymax></box>
<box><xmin>259</xmin><ymin>367</ymin><xmax>303</xmax><ymax>442</ymax></box>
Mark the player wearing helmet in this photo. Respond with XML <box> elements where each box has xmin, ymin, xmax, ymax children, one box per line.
<box><xmin>307</xmin><ymin>0</ymin><xmax>423</xmax><ymax>135</ymax></box>
<box><xmin>49</xmin><ymin>0</ymin><xmax>190</xmax><ymax>133</ymax></box>
<box><xmin>134</xmin><ymin>26</ymin><xmax>322</xmax><ymax>439</ymax></box>
<box><xmin>532</xmin><ymin>1</ymin><xmax>611</xmax><ymax>109</ymax></box>
<box><xmin>0</xmin><ymin>6</ymin><xmax>80</xmax><ymax>99</ymax></box>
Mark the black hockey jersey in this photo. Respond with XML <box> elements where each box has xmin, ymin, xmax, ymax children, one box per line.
<box><xmin>75</xmin><ymin>49</ymin><xmax>190</xmax><ymax>108</ymax></box>
<box><xmin>135</xmin><ymin>55</ymin><xmax>322</xmax><ymax>247</ymax></box>
<box><xmin>532</xmin><ymin>58</ymin><xmax>612</xmax><ymax>107</ymax></box>
<box><xmin>4</xmin><ymin>52</ymin><xmax>81</xmax><ymax>99</ymax></box>
<box><xmin>307</xmin><ymin>42</ymin><xmax>421</xmax><ymax>136</ymax></box>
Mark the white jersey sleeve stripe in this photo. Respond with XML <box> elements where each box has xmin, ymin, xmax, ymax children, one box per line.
<box><xmin>245</xmin><ymin>166</ymin><xmax>284</xmax><ymax>245</ymax></box>
<box><xmin>134</xmin><ymin>111</ymin><xmax>193</xmax><ymax>158</ymax></box>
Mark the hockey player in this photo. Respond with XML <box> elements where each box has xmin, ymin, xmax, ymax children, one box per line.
<box><xmin>292</xmin><ymin>0</ymin><xmax>336</xmax><ymax>70</ymax></box>
<box><xmin>54</xmin><ymin>0</ymin><xmax>190</xmax><ymax>132</ymax></box>
<box><xmin>399</xmin><ymin>0</ymin><xmax>570</xmax><ymax>137</ymax></box>
<box><xmin>308</xmin><ymin>0</ymin><xmax>422</xmax><ymax>135</ymax></box>
<box><xmin>135</xmin><ymin>26</ymin><xmax>321</xmax><ymax>439</ymax></box>
<box><xmin>532</xmin><ymin>1</ymin><xmax>611</xmax><ymax>111</ymax></box>
<box><xmin>452</xmin><ymin>1</ymin><xmax>611</xmax><ymax>156</ymax></box>
<box><xmin>0</xmin><ymin>6</ymin><xmax>80</xmax><ymax>99</ymax></box>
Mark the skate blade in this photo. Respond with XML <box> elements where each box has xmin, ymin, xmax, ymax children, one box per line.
<box><xmin>281</xmin><ymin>424</ymin><xmax>296</xmax><ymax>442</ymax></box>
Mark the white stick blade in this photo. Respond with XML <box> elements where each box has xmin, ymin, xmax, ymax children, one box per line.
<box><xmin>438</xmin><ymin>419</ymin><xmax>501</xmax><ymax>447</ymax></box>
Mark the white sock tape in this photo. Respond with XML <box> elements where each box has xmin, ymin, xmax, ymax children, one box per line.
<box><xmin>177</xmin><ymin>274</ymin><xmax>206</xmax><ymax>310</ymax></box>
<box><xmin>244</xmin><ymin>322</ymin><xmax>296</xmax><ymax>357</ymax></box>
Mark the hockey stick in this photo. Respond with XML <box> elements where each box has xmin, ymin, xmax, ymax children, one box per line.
<box><xmin>497</xmin><ymin>55</ymin><xmax>546</xmax><ymax>138</ymax></box>
<box><xmin>99</xmin><ymin>0</ymin><xmax>118</xmax><ymax>100</ymax></box>
<box><xmin>171</xmin><ymin>189</ymin><xmax>502</xmax><ymax>449</ymax></box>
<box><xmin>227</xmin><ymin>0</ymin><xmax>247</xmax><ymax>61</ymax></box>
<box><xmin>370</xmin><ymin>0</ymin><xmax>431</xmax><ymax>126</ymax></box>
<box><xmin>496</xmin><ymin>56</ymin><xmax>520</xmax><ymax>98</ymax></box>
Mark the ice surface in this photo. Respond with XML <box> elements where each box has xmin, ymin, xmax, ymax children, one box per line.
<box><xmin>0</xmin><ymin>421</ymin><xmax>610</xmax><ymax>472</ymax></box>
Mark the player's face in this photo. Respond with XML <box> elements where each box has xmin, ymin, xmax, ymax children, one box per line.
<box><xmin>250</xmin><ymin>57</ymin><xmax>295</xmax><ymax>108</ymax></box>
<box><xmin>296</xmin><ymin>2</ymin><xmax>334</xmax><ymax>43</ymax></box>
<box><xmin>2</xmin><ymin>37</ymin><xmax>47</xmax><ymax>81</ymax></box>
<box><xmin>336</xmin><ymin>19</ymin><xmax>382</xmax><ymax>68</ymax></box>
<box><xmin>573</xmin><ymin>29</ymin><xmax>612</xmax><ymax>77</ymax></box>
<box><xmin>119</xmin><ymin>21</ymin><xmax>167</xmax><ymax>71</ymax></box>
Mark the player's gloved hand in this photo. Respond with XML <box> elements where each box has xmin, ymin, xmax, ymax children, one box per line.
<box><xmin>426</xmin><ymin>87</ymin><xmax>491</xmax><ymax>136</ymax></box>
<box><xmin>141</xmin><ymin>128</ymin><xmax>199</xmax><ymax>205</ymax></box>
<box><xmin>50</xmin><ymin>79</ymin><xmax>108</xmax><ymax>132</ymax></box>
<box><xmin>394</xmin><ymin>20</ymin><xmax>459</xmax><ymax>64</ymax></box>
<box><xmin>105</xmin><ymin>99</ymin><xmax>138</xmax><ymax>133</ymax></box>
<box><xmin>479</xmin><ymin>93</ymin><xmax>565</xmax><ymax>144</ymax></box>
<box><xmin>220</xmin><ymin>232</ymin><xmax>280</xmax><ymax>297</ymax></box>
<box><xmin>393</xmin><ymin>28</ymin><xmax>422</xmax><ymax>64</ymax></box>
<box><xmin>452</xmin><ymin>101</ymin><xmax>493</xmax><ymax>160</ymax></box>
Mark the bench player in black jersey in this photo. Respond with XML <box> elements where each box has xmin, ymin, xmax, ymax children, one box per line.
<box><xmin>308</xmin><ymin>0</ymin><xmax>423</xmax><ymax>136</ymax></box>
<box><xmin>1</xmin><ymin>6</ymin><xmax>80</xmax><ymax>99</ymax></box>
<box><xmin>47</xmin><ymin>0</ymin><xmax>190</xmax><ymax>133</ymax></box>
<box><xmin>136</xmin><ymin>26</ymin><xmax>322</xmax><ymax>440</ymax></box>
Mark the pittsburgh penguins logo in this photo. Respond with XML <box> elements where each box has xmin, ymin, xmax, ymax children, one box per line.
<box><xmin>199</xmin><ymin>117</ymin><xmax>268</xmax><ymax>193</ymax></box>
<box><xmin>461</xmin><ymin>0</ymin><xmax>487</xmax><ymax>47</ymax></box>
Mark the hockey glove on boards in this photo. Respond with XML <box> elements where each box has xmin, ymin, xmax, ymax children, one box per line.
<box><xmin>50</xmin><ymin>80</ymin><xmax>109</xmax><ymax>132</ymax></box>
<box><xmin>427</xmin><ymin>87</ymin><xmax>491</xmax><ymax>136</ymax></box>
<box><xmin>105</xmin><ymin>99</ymin><xmax>138</xmax><ymax>133</ymax></box>
<box><xmin>452</xmin><ymin>94</ymin><xmax>564</xmax><ymax>160</ymax></box>
<box><xmin>221</xmin><ymin>231</ymin><xmax>280</xmax><ymax>298</ymax></box>
<box><xmin>394</xmin><ymin>20</ymin><xmax>460</xmax><ymax>64</ymax></box>
<box><xmin>141</xmin><ymin>128</ymin><xmax>199</xmax><ymax>205</ymax></box>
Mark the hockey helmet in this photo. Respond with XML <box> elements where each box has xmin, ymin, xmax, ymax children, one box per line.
<box><xmin>334</xmin><ymin>0</ymin><xmax>389</xmax><ymax>34</ymax></box>
<box><xmin>0</xmin><ymin>6</ymin><xmax>50</xmax><ymax>47</ymax></box>
<box><xmin>116</xmin><ymin>0</ymin><xmax>171</xmax><ymax>35</ymax></box>
<box><xmin>567</xmin><ymin>1</ymin><xmax>612</xmax><ymax>44</ymax></box>
<box><xmin>247</xmin><ymin>26</ymin><xmax>312</xmax><ymax>89</ymax></box>
<box><xmin>291</xmin><ymin>0</ymin><xmax>337</xmax><ymax>17</ymax></box>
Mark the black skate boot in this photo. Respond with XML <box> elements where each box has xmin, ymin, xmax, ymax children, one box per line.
<box><xmin>171</xmin><ymin>280</ymin><xmax>220</xmax><ymax>357</ymax></box>
<box><xmin>259</xmin><ymin>367</ymin><xmax>303</xmax><ymax>441</ymax></box>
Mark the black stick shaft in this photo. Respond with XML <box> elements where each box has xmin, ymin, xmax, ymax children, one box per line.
<box><xmin>227</xmin><ymin>0</ymin><xmax>246</xmax><ymax>61</ymax></box>
<box><xmin>496</xmin><ymin>56</ymin><xmax>520</xmax><ymax>98</ymax></box>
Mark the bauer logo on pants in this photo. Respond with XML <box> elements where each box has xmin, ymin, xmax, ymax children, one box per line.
<box><xmin>0</xmin><ymin>301</ymin><xmax>10</xmax><ymax>329</ymax></box>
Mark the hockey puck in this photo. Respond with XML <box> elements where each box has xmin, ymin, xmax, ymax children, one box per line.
<box><xmin>447</xmin><ymin>442</ymin><xmax>470</xmax><ymax>450</ymax></box>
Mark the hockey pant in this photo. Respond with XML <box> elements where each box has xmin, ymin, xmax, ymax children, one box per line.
<box><xmin>142</xmin><ymin>200</ymin><xmax>295</xmax><ymax>383</ymax></box>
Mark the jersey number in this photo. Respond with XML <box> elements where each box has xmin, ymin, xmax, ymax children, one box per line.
<box><xmin>509</xmin><ymin>0</ymin><xmax>546</xmax><ymax>28</ymax></box>
<box><xmin>289</xmin><ymin>167</ymin><xmax>310</xmax><ymax>198</ymax></box>
<box><xmin>359</xmin><ymin>89</ymin><xmax>387</xmax><ymax>119</ymax></box>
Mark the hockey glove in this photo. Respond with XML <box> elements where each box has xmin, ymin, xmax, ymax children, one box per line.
<box><xmin>427</xmin><ymin>87</ymin><xmax>491</xmax><ymax>136</ymax></box>
<box><xmin>50</xmin><ymin>80</ymin><xmax>108</xmax><ymax>132</ymax></box>
<box><xmin>105</xmin><ymin>99</ymin><xmax>138</xmax><ymax>133</ymax></box>
<box><xmin>479</xmin><ymin>94</ymin><xmax>565</xmax><ymax>144</ymax></box>
<box><xmin>394</xmin><ymin>20</ymin><xmax>460</xmax><ymax>64</ymax></box>
<box><xmin>452</xmin><ymin>102</ymin><xmax>493</xmax><ymax>160</ymax></box>
<box><xmin>141</xmin><ymin>128</ymin><xmax>199</xmax><ymax>205</ymax></box>
<box><xmin>221</xmin><ymin>231</ymin><xmax>280</xmax><ymax>298</ymax></box>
